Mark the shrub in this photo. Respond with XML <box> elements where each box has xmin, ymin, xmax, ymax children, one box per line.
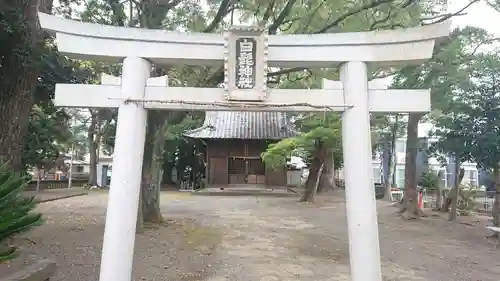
<box><xmin>0</xmin><ymin>163</ymin><xmax>42</xmax><ymax>262</ymax></box>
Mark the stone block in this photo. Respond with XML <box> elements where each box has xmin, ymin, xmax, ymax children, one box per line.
<box><xmin>0</xmin><ymin>260</ymin><xmax>56</xmax><ymax>281</ymax></box>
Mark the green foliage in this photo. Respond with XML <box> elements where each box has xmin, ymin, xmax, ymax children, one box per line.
<box><xmin>390</xmin><ymin>26</ymin><xmax>493</xmax><ymax>164</ymax></box>
<box><xmin>166</xmin><ymin>115</ymin><xmax>203</xmax><ymax>141</ymax></box>
<box><xmin>418</xmin><ymin>169</ymin><xmax>440</xmax><ymax>191</ymax></box>
<box><xmin>429</xmin><ymin>50</ymin><xmax>500</xmax><ymax>172</ymax></box>
<box><xmin>0</xmin><ymin>2</ymin><xmax>40</xmax><ymax>75</ymax></box>
<box><xmin>164</xmin><ymin>114</ymin><xmax>203</xmax><ymax>164</ymax></box>
<box><xmin>372</xmin><ymin>114</ymin><xmax>407</xmax><ymax>159</ymax></box>
<box><xmin>392</xmin><ymin>27</ymin><xmax>489</xmax><ymax>94</ymax></box>
<box><xmin>23</xmin><ymin>104</ymin><xmax>71</xmax><ymax>170</ymax></box>
<box><xmin>25</xmin><ymin>39</ymin><xmax>105</xmax><ymax>168</ymax></box>
<box><xmin>36</xmin><ymin>43</ymin><xmax>98</xmax><ymax>103</ymax></box>
<box><xmin>462</xmin><ymin>53</ymin><xmax>500</xmax><ymax>170</ymax></box>
<box><xmin>262</xmin><ymin>113</ymin><xmax>342</xmax><ymax>170</ymax></box>
<box><xmin>0</xmin><ymin>162</ymin><xmax>42</xmax><ymax>262</ymax></box>
<box><xmin>238</xmin><ymin>0</ymin><xmax>424</xmax><ymax>35</ymax></box>
<box><xmin>261</xmin><ymin>137</ymin><xmax>299</xmax><ymax>169</ymax></box>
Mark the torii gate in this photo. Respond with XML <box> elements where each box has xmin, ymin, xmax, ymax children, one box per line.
<box><xmin>39</xmin><ymin>13</ymin><xmax>450</xmax><ymax>281</ymax></box>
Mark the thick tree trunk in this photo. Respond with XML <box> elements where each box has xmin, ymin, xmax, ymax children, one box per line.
<box><xmin>448</xmin><ymin>158</ymin><xmax>462</xmax><ymax>221</ymax></box>
<box><xmin>300</xmin><ymin>157</ymin><xmax>321</xmax><ymax>202</ymax></box>
<box><xmin>397</xmin><ymin>113</ymin><xmax>425</xmax><ymax>219</ymax></box>
<box><xmin>309</xmin><ymin>164</ymin><xmax>324</xmax><ymax>202</ymax></box>
<box><xmin>137</xmin><ymin>119</ymin><xmax>153</xmax><ymax>232</ymax></box>
<box><xmin>0</xmin><ymin>0</ymin><xmax>43</xmax><ymax>172</ymax></box>
<box><xmin>143</xmin><ymin>120</ymin><xmax>167</xmax><ymax>223</ymax></box>
<box><xmin>139</xmin><ymin>112</ymin><xmax>168</xmax><ymax>226</ymax></box>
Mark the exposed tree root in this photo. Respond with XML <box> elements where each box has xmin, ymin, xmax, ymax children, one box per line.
<box><xmin>395</xmin><ymin>197</ymin><xmax>427</xmax><ymax>220</ymax></box>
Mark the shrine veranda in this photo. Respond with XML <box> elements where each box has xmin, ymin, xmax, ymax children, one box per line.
<box><xmin>38</xmin><ymin>13</ymin><xmax>451</xmax><ymax>281</ymax></box>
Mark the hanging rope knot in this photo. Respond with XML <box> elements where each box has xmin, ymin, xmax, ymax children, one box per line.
<box><xmin>123</xmin><ymin>97</ymin><xmax>132</xmax><ymax>104</ymax></box>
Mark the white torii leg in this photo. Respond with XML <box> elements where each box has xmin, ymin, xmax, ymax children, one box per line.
<box><xmin>99</xmin><ymin>57</ymin><xmax>150</xmax><ymax>281</ymax></box>
<box><xmin>340</xmin><ymin>61</ymin><xmax>382</xmax><ymax>281</ymax></box>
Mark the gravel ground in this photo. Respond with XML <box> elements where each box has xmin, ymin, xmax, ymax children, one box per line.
<box><xmin>1</xmin><ymin>190</ymin><xmax>500</xmax><ymax>281</ymax></box>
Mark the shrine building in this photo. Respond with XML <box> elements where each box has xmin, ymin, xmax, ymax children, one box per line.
<box><xmin>184</xmin><ymin>111</ymin><xmax>296</xmax><ymax>187</ymax></box>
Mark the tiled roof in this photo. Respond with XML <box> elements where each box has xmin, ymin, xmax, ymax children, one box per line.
<box><xmin>184</xmin><ymin>111</ymin><xmax>296</xmax><ymax>140</ymax></box>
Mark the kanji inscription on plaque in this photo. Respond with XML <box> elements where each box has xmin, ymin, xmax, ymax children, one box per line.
<box><xmin>224</xmin><ymin>26</ymin><xmax>267</xmax><ymax>101</ymax></box>
<box><xmin>235</xmin><ymin>38</ymin><xmax>256</xmax><ymax>89</ymax></box>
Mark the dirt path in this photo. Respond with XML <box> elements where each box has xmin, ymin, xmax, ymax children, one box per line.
<box><xmin>166</xmin><ymin>192</ymin><xmax>500</xmax><ymax>281</ymax></box>
<box><xmin>1</xmin><ymin>193</ymin><xmax>222</xmax><ymax>281</ymax></box>
<box><xmin>2</xmin><ymin>191</ymin><xmax>499</xmax><ymax>281</ymax></box>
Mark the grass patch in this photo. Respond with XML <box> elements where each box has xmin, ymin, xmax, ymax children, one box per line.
<box><xmin>181</xmin><ymin>223</ymin><xmax>223</xmax><ymax>252</ymax></box>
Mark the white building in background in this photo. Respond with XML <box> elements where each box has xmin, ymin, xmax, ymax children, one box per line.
<box><xmin>370</xmin><ymin>122</ymin><xmax>479</xmax><ymax>189</ymax></box>
<box><xmin>67</xmin><ymin>149</ymin><xmax>113</xmax><ymax>186</ymax></box>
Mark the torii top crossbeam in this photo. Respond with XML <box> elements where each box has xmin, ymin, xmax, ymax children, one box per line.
<box><xmin>38</xmin><ymin>13</ymin><xmax>450</xmax><ymax>67</ymax></box>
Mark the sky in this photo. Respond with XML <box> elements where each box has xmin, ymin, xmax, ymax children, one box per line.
<box><xmin>372</xmin><ymin>0</ymin><xmax>498</xmax><ymax>87</ymax></box>
<box><xmin>450</xmin><ymin>0</ymin><xmax>499</xmax><ymax>34</ymax></box>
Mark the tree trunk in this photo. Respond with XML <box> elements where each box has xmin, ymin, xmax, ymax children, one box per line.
<box><xmin>384</xmin><ymin>124</ymin><xmax>398</xmax><ymax>201</ymax></box>
<box><xmin>36</xmin><ymin>168</ymin><xmax>41</xmax><ymax>192</ymax></box>
<box><xmin>492</xmin><ymin>166</ymin><xmax>500</xmax><ymax>230</ymax></box>
<box><xmin>330</xmin><ymin>154</ymin><xmax>336</xmax><ymax>189</ymax></box>
<box><xmin>139</xmin><ymin>112</ymin><xmax>168</xmax><ymax>226</ymax></box>
<box><xmin>87</xmin><ymin>111</ymin><xmax>98</xmax><ymax>186</ymax></box>
<box><xmin>442</xmin><ymin>168</ymin><xmax>465</xmax><ymax>212</ymax></box>
<box><xmin>163</xmin><ymin>160</ymin><xmax>173</xmax><ymax>184</ymax></box>
<box><xmin>142</xmin><ymin>120</ymin><xmax>167</xmax><ymax>223</ymax></box>
<box><xmin>0</xmin><ymin>0</ymin><xmax>43</xmax><ymax>172</ymax></box>
<box><xmin>434</xmin><ymin>170</ymin><xmax>444</xmax><ymax>211</ymax></box>
<box><xmin>300</xmin><ymin>157</ymin><xmax>321</xmax><ymax>202</ymax></box>
<box><xmin>384</xmin><ymin>149</ymin><xmax>395</xmax><ymax>201</ymax></box>
<box><xmin>309</xmin><ymin>164</ymin><xmax>324</xmax><ymax>203</ymax></box>
<box><xmin>448</xmin><ymin>157</ymin><xmax>462</xmax><ymax>221</ymax></box>
<box><xmin>136</xmin><ymin>188</ymin><xmax>144</xmax><ymax>232</ymax></box>
<box><xmin>137</xmin><ymin>116</ymin><xmax>153</xmax><ymax>233</ymax></box>
<box><xmin>397</xmin><ymin>113</ymin><xmax>425</xmax><ymax>219</ymax></box>
<box><xmin>318</xmin><ymin>148</ymin><xmax>334</xmax><ymax>193</ymax></box>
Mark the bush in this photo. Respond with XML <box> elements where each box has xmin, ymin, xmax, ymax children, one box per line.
<box><xmin>418</xmin><ymin>170</ymin><xmax>440</xmax><ymax>191</ymax></box>
<box><xmin>457</xmin><ymin>184</ymin><xmax>478</xmax><ymax>216</ymax></box>
<box><xmin>0</xmin><ymin>163</ymin><xmax>42</xmax><ymax>262</ymax></box>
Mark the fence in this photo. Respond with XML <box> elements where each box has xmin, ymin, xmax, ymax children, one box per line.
<box><xmin>26</xmin><ymin>179</ymin><xmax>88</xmax><ymax>191</ymax></box>
<box><xmin>420</xmin><ymin>189</ymin><xmax>495</xmax><ymax>214</ymax></box>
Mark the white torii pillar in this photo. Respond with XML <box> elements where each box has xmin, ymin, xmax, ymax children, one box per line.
<box><xmin>99</xmin><ymin>57</ymin><xmax>149</xmax><ymax>281</ymax></box>
<box><xmin>340</xmin><ymin>61</ymin><xmax>382</xmax><ymax>281</ymax></box>
<box><xmin>98</xmin><ymin>57</ymin><xmax>170</xmax><ymax>281</ymax></box>
<box><xmin>322</xmin><ymin>71</ymin><xmax>409</xmax><ymax>281</ymax></box>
